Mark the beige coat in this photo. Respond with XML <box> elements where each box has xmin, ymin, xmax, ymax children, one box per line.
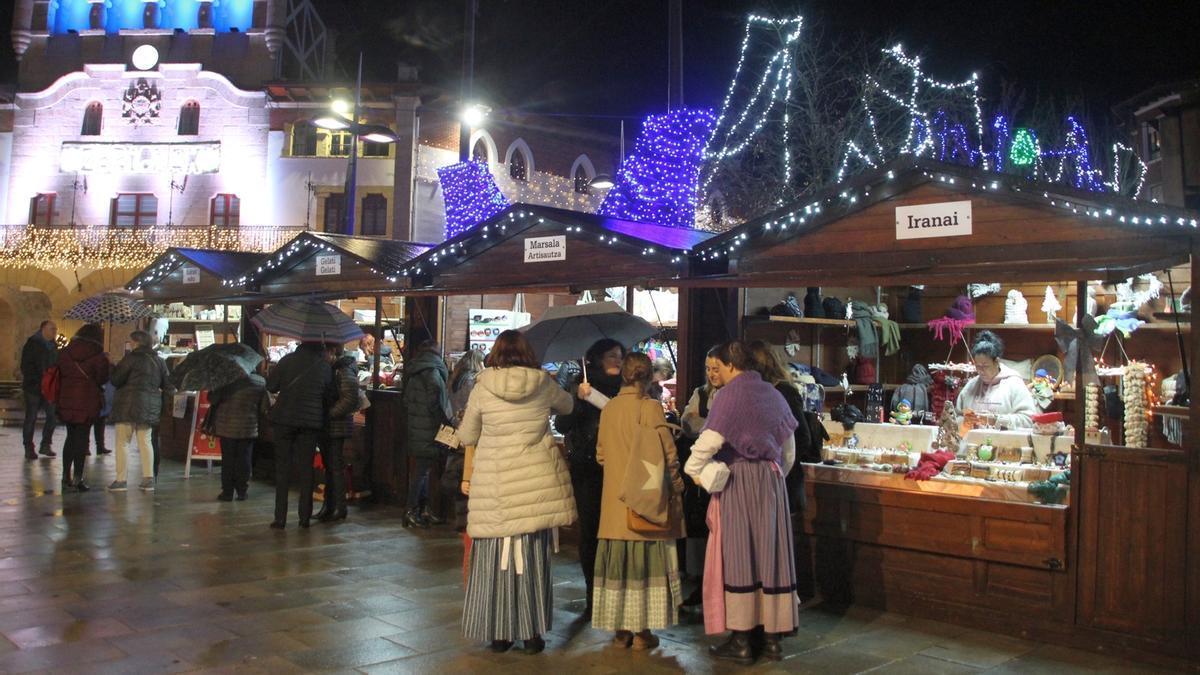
<box><xmin>596</xmin><ymin>386</ymin><xmax>685</xmax><ymax>541</ymax></box>
<box><xmin>458</xmin><ymin>366</ymin><xmax>576</xmax><ymax>539</ymax></box>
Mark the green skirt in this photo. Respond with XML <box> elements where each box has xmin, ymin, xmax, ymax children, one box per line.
<box><xmin>592</xmin><ymin>539</ymin><xmax>682</xmax><ymax>631</ymax></box>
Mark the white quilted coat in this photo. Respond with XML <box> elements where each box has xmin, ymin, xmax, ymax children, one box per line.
<box><xmin>459</xmin><ymin>366</ymin><xmax>577</xmax><ymax>539</ymax></box>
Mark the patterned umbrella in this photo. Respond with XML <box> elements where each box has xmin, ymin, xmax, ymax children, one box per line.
<box><xmin>171</xmin><ymin>343</ymin><xmax>263</xmax><ymax>392</ymax></box>
<box><xmin>251</xmin><ymin>300</ymin><xmax>363</xmax><ymax>344</ymax></box>
<box><xmin>521</xmin><ymin>301</ymin><xmax>657</xmax><ymax>364</ymax></box>
<box><xmin>64</xmin><ymin>292</ymin><xmax>156</xmax><ymax>324</ymax></box>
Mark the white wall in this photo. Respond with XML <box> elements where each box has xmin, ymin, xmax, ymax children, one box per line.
<box><xmin>0</xmin><ymin>132</ymin><xmax>12</xmax><ymax>223</ymax></box>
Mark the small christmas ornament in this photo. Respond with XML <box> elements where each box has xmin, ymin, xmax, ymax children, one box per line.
<box><xmin>1004</xmin><ymin>289</ymin><xmax>1028</xmax><ymax>324</ymax></box>
<box><xmin>1041</xmin><ymin>286</ymin><xmax>1062</xmax><ymax>323</ymax></box>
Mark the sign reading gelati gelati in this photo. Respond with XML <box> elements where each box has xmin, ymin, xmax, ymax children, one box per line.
<box><xmin>895</xmin><ymin>200</ymin><xmax>973</xmax><ymax>240</ymax></box>
<box><xmin>60</xmin><ymin>141</ymin><xmax>221</xmax><ymax>175</ymax></box>
<box><xmin>315</xmin><ymin>254</ymin><xmax>341</xmax><ymax>276</ymax></box>
<box><xmin>524</xmin><ymin>235</ymin><xmax>566</xmax><ymax>263</ymax></box>
<box><xmin>181</xmin><ymin>266</ymin><xmax>201</xmax><ymax>285</ymax></box>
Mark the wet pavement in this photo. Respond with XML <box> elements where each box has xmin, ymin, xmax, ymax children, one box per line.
<box><xmin>0</xmin><ymin>424</ymin><xmax>1176</xmax><ymax>673</ymax></box>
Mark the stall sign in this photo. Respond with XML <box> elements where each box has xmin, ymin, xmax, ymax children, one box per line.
<box><xmin>895</xmin><ymin>200</ymin><xmax>972</xmax><ymax>240</ymax></box>
<box><xmin>315</xmin><ymin>254</ymin><xmax>341</xmax><ymax>276</ymax></box>
<box><xmin>181</xmin><ymin>266</ymin><xmax>201</xmax><ymax>284</ymax></box>
<box><xmin>524</xmin><ymin>236</ymin><xmax>566</xmax><ymax>263</ymax></box>
<box><xmin>190</xmin><ymin>391</ymin><xmax>222</xmax><ymax>460</ymax></box>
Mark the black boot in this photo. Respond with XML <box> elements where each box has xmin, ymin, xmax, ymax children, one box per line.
<box><xmin>709</xmin><ymin>631</ymin><xmax>754</xmax><ymax>665</ymax></box>
<box><xmin>762</xmin><ymin>632</ymin><xmax>783</xmax><ymax>662</ymax></box>
<box><xmin>402</xmin><ymin>508</ymin><xmax>429</xmax><ymax>529</ymax></box>
<box><xmin>421</xmin><ymin>505</ymin><xmax>445</xmax><ymax>525</ymax></box>
<box><xmin>314</xmin><ymin>501</ymin><xmax>331</xmax><ymax>521</ymax></box>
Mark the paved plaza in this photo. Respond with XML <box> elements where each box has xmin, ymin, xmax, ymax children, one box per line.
<box><xmin>0</xmin><ymin>425</ymin><xmax>1176</xmax><ymax>674</ymax></box>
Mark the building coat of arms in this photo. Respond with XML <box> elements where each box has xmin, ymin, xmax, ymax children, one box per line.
<box><xmin>122</xmin><ymin>79</ymin><xmax>161</xmax><ymax>125</ymax></box>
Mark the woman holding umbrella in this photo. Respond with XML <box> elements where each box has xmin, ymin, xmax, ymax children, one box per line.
<box><xmin>56</xmin><ymin>323</ymin><xmax>110</xmax><ymax>493</ymax></box>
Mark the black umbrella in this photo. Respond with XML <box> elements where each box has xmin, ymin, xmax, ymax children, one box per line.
<box><xmin>171</xmin><ymin>343</ymin><xmax>263</xmax><ymax>392</ymax></box>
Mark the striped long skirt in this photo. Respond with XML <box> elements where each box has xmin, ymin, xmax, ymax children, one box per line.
<box><xmin>462</xmin><ymin>529</ymin><xmax>554</xmax><ymax>642</ymax></box>
<box><xmin>707</xmin><ymin>460</ymin><xmax>799</xmax><ymax>634</ymax></box>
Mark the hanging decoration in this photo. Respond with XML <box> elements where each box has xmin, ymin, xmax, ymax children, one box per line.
<box><xmin>1010</xmin><ymin>128</ymin><xmax>1038</xmax><ymax>166</ymax></box>
<box><xmin>437</xmin><ymin>161</ymin><xmax>511</xmax><ymax>238</ymax></box>
<box><xmin>700</xmin><ymin>13</ymin><xmax>804</xmax><ymax>196</ymax></box>
<box><xmin>598</xmin><ymin>109</ymin><xmax>715</xmax><ymax>229</ymax></box>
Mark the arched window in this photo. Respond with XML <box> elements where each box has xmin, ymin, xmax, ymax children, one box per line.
<box><xmin>291</xmin><ymin>123</ymin><xmax>318</xmax><ymax>156</ymax></box>
<box><xmin>29</xmin><ymin>194</ymin><xmax>55</xmax><ymax>227</ymax></box>
<box><xmin>210</xmin><ymin>194</ymin><xmax>240</xmax><ymax>227</ymax></box>
<box><xmin>178</xmin><ymin>101</ymin><xmax>200</xmax><ymax>135</ymax></box>
<box><xmin>323</xmin><ymin>193</ymin><xmax>345</xmax><ymax>232</ymax></box>
<box><xmin>361</xmin><ymin>194</ymin><xmax>387</xmax><ymax>236</ymax></box>
<box><xmin>509</xmin><ymin>149</ymin><xmax>527</xmax><ymax>181</ymax></box>
<box><xmin>471</xmin><ymin>138</ymin><xmax>489</xmax><ymax>163</ymax></box>
<box><xmin>81</xmin><ymin>102</ymin><xmax>103</xmax><ymax>136</ymax></box>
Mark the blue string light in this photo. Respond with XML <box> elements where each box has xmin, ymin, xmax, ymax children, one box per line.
<box><xmin>598</xmin><ymin>109</ymin><xmax>715</xmax><ymax>230</ymax></box>
<box><xmin>437</xmin><ymin>161</ymin><xmax>511</xmax><ymax>239</ymax></box>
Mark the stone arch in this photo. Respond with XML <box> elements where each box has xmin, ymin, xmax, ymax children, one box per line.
<box><xmin>468</xmin><ymin>129</ymin><xmax>498</xmax><ymax>166</ymax></box>
<box><xmin>0</xmin><ymin>268</ymin><xmax>72</xmax><ymax>315</ymax></box>
<box><xmin>504</xmin><ymin>138</ymin><xmax>535</xmax><ymax>177</ymax></box>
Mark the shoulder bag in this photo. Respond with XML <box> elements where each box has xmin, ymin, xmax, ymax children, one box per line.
<box><xmin>619</xmin><ymin>401</ymin><xmax>673</xmax><ymax>535</ymax></box>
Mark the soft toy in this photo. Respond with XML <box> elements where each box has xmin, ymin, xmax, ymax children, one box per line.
<box><xmin>890</xmin><ymin>399</ymin><xmax>913</xmax><ymax>425</ymax></box>
<box><xmin>1029</xmin><ymin>368</ymin><xmax>1056</xmax><ymax>410</ymax></box>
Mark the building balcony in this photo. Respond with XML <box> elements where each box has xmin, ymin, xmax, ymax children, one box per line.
<box><xmin>0</xmin><ymin>224</ymin><xmax>307</xmax><ymax>270</ymax></box>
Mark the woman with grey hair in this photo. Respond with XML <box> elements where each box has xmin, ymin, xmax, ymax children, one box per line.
<box><xmin>109</xmin><ymin>330</ymin><xmax>173</xmax><ymax>492</ymax></box>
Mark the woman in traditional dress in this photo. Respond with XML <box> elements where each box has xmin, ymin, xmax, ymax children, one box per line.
<box><xmin>685</xmin><ymin>340</ymin><xmax>799</xmax><ymax>665</ymax></box>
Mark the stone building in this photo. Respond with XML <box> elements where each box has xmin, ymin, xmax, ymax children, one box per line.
<box><xmin>0</xmin><ymin>0</ymin><xmax>618</xmax><ymax>379</ymax></box>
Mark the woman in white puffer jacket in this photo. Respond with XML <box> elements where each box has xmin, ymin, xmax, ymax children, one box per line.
<box><xmin>458</xmin><ymin>330</ymin><xmax>575</xmax><ymax>655</ymax></box>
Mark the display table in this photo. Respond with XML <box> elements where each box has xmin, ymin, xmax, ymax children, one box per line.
<box><xmin>805</xmin><ymin>463</ymin><xmax>1065</xmax><ymax>505</ymax></box>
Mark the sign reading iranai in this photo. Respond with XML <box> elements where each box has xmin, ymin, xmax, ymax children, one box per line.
<box><xmin>524</xmin><ymin>235</ymin><xmax>566</xmax><ymax>263</ymax></box>
<box><xmin>60</xmin><ymin>141</ymin><xmax>221</xmax><ymax>175</ymax></box>
<box><xmin>895</xmin><ymin>200</ymin><xmax>973</xmax><ymax>240</ymax></box>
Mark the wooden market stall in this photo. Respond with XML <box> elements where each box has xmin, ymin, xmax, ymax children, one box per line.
<box><xmin>675</xmin><ymin>158</ymin><xmax>1199</xmax><ymax>665</ymax></box>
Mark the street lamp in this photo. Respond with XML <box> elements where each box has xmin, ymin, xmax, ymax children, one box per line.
<box><xmin>589</xmin><ymin>174</ymin><xmax>615</xmax><ymax>190</ymax></box>
<box><xmin>458</xmin><ymin>103</ymin><xmax>490</xmax><ymax>161</ymax></box>
<box><xmin>310</xmin><ymin>54</ymin><xmax>398</xmax><ymax>236</ymax></box>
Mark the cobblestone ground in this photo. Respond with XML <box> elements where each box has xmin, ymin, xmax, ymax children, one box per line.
<box><xmin>0</xmin><ymin>424</ymin><xmax>1176</xmax><ymax>673</ymax></box>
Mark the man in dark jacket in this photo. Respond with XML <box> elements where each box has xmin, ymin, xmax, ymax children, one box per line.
<box><xmin>400</xmin><ymin>328</ymin><xmax>451</xmax><ymax>528</ymax></box>
<box><xmin>265</xmin><ymin>342</ymin><xmax>334</xmax><ymax>529</ymax></box>
<box><xmin>21</xmin><ymin>320</ymin><xmax>59</xmax><ymax>459</ymax></box>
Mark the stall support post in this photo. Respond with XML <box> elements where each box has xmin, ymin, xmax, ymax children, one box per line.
<box><xmin>1188</xmin><ymin>240</ymin><xmax>1200</xmax><ymax>652</ymax></box>
<box><xmin>403</xmin><ymin>295</ymin><xmax>440</xmax><ymax>358</ymax></box>
<box><xmin>676</xmin><ymin>288</ymin><xmax>692</xmax><ymax>408</ymax></box>
<box><xmin>372</xmin><ymin>295</ymin><xmax>383</xmax><ymax>390</ymax></box>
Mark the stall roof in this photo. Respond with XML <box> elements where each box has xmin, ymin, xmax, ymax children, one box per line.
<box><xmin>228</xmin><ymin>232</ymin><xmax>433</xmax><ymax>289</ymax></box>
<box><xmin>398</xmin><ymin>203</ymin><xmax>716</xmax><ymax>292</ymax></box>
<box><xmin>126</xmin><ymin>248</ymin><xmax>265</xmax><ymax>292</ymax></box>
<box><xmin>680</xmin><ymin>157</ymin><xmax>1198</xmax><ymax>287</ymax></box>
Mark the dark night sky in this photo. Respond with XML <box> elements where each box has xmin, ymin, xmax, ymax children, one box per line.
<box><xmin>312</xmin><ymin>0</ymin><xmax>1200</xmax><ymax>128</ymax></box>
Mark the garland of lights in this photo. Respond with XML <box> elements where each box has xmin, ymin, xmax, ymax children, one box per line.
<box><xmin>598</xmin><ymin>109</ymin><xmax>715</xmax><ymax>230</ymax></box>
<box><xmin>437</xmin><ymin>161</ymin><xmax>511</xmax><ymax>238</ymax></box>
<box><xmin>692</xmin><ymin>159</ymin><xmax>1197</xmax><ymax>262</ymax></box>
<box><xmin>1010</xmin><ymin>128</ymin><xmax>1038</xmax><ymax>166</ymax></box>
<box><xmin>219</xmin><ymin>235</ymin><xmax>426</xmax><ymax>289</ymax></box>
<box><xmin>700</xmin><ymin>14</ymin><xmax>803</xmax><ymax>195</ymax></box>
<box><xmin>0</xmin><ymin>225</ymin><xmax>300</xmax><ymax>272</ymax></box>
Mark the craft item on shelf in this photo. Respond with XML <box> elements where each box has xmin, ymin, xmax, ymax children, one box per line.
<box><xmin>1054</xmin><ymin>315</ymin><xmax>1102</xmax><ymax>383</ymax></box>
<box><xmin>1029</xmin><ymin>369</ymin><xmax>1056</xmax><ymax>410</ymax></box>
<box><xmin>804</xmin><ymin>288</ymin><xmax>824</xmax><ymax>318</ymax></box>
<box><xmin>1162</xmin><ymin>415</ymin><xmax>1184</xmax><ymax>446</ymax></box>
<box><xmin>1032</xmin><ymin>411</ymin><xmax>1065</xmax><ymax>436</ymax></box>
<box><xmin>933</xmin><ymin>403</ymin><xmax>962</xmax><ymax>452</ymax></box>
<box><xmin>852</xmin><ymin>356</ymin><xmax>877</xmax><ymax>386</ymax></box>
<box><xmin>831</xmin><ymin>403</ymin><xmax>865</xmax><ymax>431</ymax></box>
<box><xmin>1123</xmin><ymin>361</ymin><xmax>1150</xmax><ymax>448</ymax></box>
<box><xmin>901</xmin><ymin>286</ymin><xmax>924</xmax><ymax>323</ymax></box>
<box><xmin>1041</xmin><ymin>286</ymin><xmax>1062</xmax><ymax>323</ymax></box>
<box><xmin>865</xmin><ymin>383</ymin><xmax>885</xmax><ymax>422</ymax></box>
<box><xmin>1003</xmin><ymin>289</ymin><xmax>1029</xmax><ymax>324</ymax></box>
<box><xmin>769</xmin><ymin>293</ymin><xmax>803</xmax><ymax>318</ymax></box>
<box><xmin>850</xmin><ymin>301</ymin><xmax>899</xmax><ymax>358</ymax></box>
<box><xmin>1086</xmin><ymin>285</ymin><xmax>1098</xmax><ymax>317</ymax></box>
<box><xmin>927</xmin><ymin>295</ymin><xmax>975</xmax><ymax>344</ymax></box>
<box><xmin>995</xmin><ymin>446</ymin><xmax>1032</xmax><ymax>463</ymax></box>
<box><xmin>969</xmin><ymin>463</ymin><xmax>991</xmax><ymax>479</ymax></box>
<box><xmin>1095</xmin><ymin>302</ymin><xmax>1145</xmax><ymax>338</ymax></box>
<box><xmin>947</xmin><ymin>460</ymin><xmax>971</xmax><ymax>476</ymax></box>
<box><xmin>1028</xmin><ymin>470</ymin><xmax>1071</xmax><ymax>504</ymax></box>
<box><xmin>1116</xmin><ymin>274</ymin><xmax>1164</xmax><ymax>309</ymax></box>
<box><xmin>891</xmin><ymin>364</ymin><xmax>932</xmax><ymax>422</ymax></box>
<box><xmin>822</xmin><ymin>296</ymin><xmax>845</xmax><ymax>321</ymax></box>
<box><xmin>968</xmin><ymin>283</ymin><xmax>1001</xmax><ymax>298</ymax></box>
<box><xmin>977</xmin><ymin>438</ymin><xmax>995</xmax><ymax>462</ymax></box>
<box><xmin>905</xmin><ymin>450</ymin><xmax>956</xmax><ymax>481</ymax></box>
<box><xmin>929</xmin><ymin>369</ymin><xmax>967</xmax><ymax>421</ymax></box>
<box><xmin>1084</xmin><ymin>382</ymin><xmax>1101</xmax><ymax>431</ymax></box>
<box><xmin>839</xmin><ymin>372</ymin><xmax>851</xmax><ymax>391</ymax></box>
<box><xmin>890</xmin><ymin>399</ymin><xmax>913</xmax><ymax>425</ymax></box>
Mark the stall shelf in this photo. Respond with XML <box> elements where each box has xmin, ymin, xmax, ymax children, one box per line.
<box><xmin>677</xmin><ymin>157</ymin><xmax>1199</xmax><ymax>664</ymax></box>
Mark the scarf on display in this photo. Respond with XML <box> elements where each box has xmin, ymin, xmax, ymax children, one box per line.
<box><xmin>851</xmin><ymin>301</ymin><xmax>901</xmax><ymax>358</ymax></box>
<box><xmin>927</xmin><ymin>295</ymin><xmax>975</xmax><ymax>345</ymax></box>
<box><xmin>704</xmin><ymin>370</ymin><xmax>797</xmax><ymax>465</ymax></box>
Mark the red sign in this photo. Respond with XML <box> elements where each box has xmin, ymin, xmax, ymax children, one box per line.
<box><xmin>191</xmin><ymin>390</ymin><xmax>222</xmax><ymax>460</ymax></box>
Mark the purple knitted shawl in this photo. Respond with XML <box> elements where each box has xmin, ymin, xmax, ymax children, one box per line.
<box><xmin>705</xmin><ymin>370</ymin><xmax>798</xmax><ymax>465</ymax></box>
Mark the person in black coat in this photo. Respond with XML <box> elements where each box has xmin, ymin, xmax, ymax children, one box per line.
<box><xmin>265</xmin><ymin>342</ymin><xmax>334</xmax><ymax>529</ymax></box>
<box><xmin>20</xmin><ymin>320</ymin><xmax>58</xmax><ymax>459</ymax></box>
<box><xmin>553</xmin><ymin>338</ymin><xmax>625</xmax><ymax>619</ymax></box>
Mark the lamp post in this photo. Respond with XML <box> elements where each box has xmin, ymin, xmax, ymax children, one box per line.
<box><xmin>313</xmin><ymin>54</ymin><xmax>398</xmax><ymax>236</ymax></box>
